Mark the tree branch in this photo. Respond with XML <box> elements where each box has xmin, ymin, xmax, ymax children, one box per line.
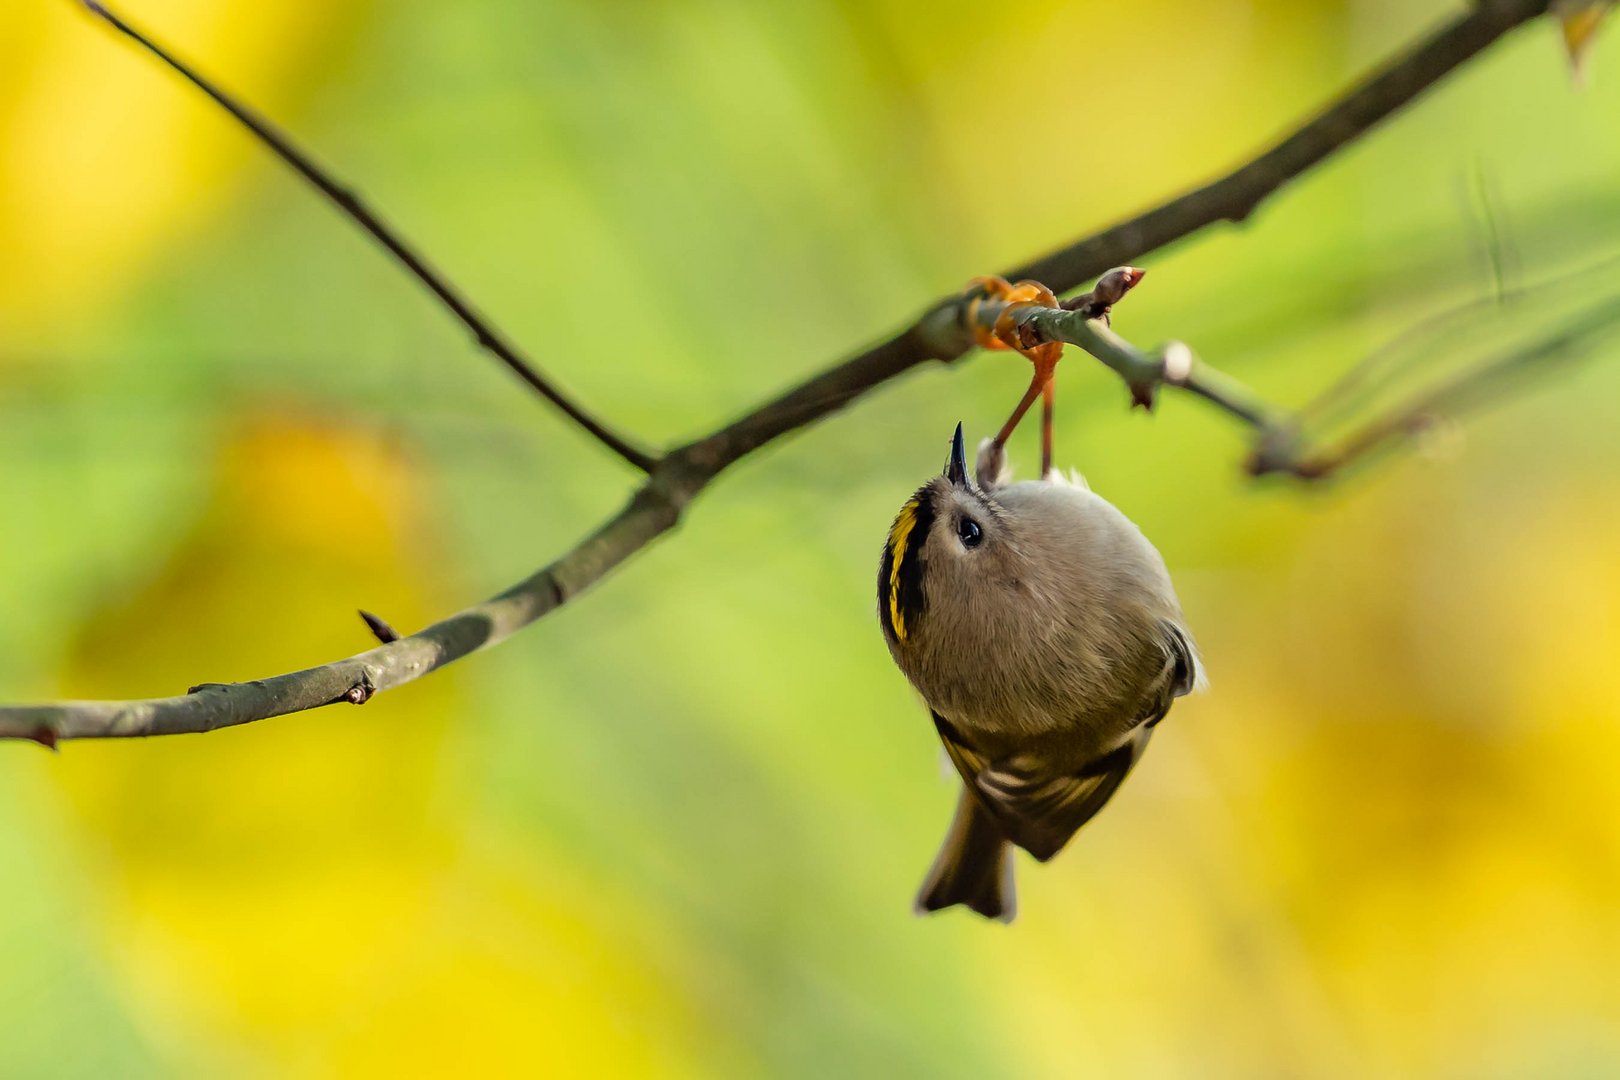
<box><xmin>655</xmin><ymin>0</ymin><xmax>1554</xmax><ymax>471</ymax></box>
<box><xmin>3</xmin><ymin>0</ymin><xmax>1559</xmax><ymax>742</ymax></box>
<box><xmin>2</xmin><ymin>477</ymin><xmax>690</xmax><ymax>744</ymax></box>
<box><xmin>1001</xmin><ymin>0</ymin><xmax>1554</xmax><ymax>286</ymax></box>
<box><xmin>78</xmin><ymin>1</ymin><xmax>657</xmax><ymax>473</ymax></box>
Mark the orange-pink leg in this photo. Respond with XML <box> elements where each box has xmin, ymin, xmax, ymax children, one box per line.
<box><xmin>1041</xmin><ymin>376</ymin><xmax>1055</xmax><ymax>478</ymax></box>
<box><xmin>991</xmin><ymin>356</ymin><xmax>1057</xmax><ymax>455</ymax></box>
<box><xmin>968</xmin><ymin>277</ymin><xmax>1064</xmax><ymax>475</ymax></box>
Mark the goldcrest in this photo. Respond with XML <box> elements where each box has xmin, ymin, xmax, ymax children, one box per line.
<box><xmin>879</xmin><ymin>424</ymin><xmax>1198</xmax><ymax>921</ymax></box>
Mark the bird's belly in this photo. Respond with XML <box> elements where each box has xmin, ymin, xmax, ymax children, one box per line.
<box><xmin>907</xmin><ymin>652</ymin><xmax>1143</xmax><ymax>765</ymax></box>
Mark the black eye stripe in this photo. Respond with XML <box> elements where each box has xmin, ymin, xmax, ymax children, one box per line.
<box><xmin>878</xmin><ymin>488</ymin><xmax>935</xmax><ymax>643</ymax></box>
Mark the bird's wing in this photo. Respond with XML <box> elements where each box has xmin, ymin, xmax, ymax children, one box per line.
<box><xmin>1145</xmin><ymin>619</ymin><xmax>1199</xmax><ymax>728</ymax></box>
<box><xmin>975</xmin><ymin>730</ymin><xmax>1151</xmax><ymax>862</ymax></box>
<box><xmin>931</xmin><ymin>710</ymin><xmax>1151</xmax><ymax>863</ymax></box>
<box><xmin>928</xmin><ymin>619</ymin><xmax>1194</xmax><ymax>863</ymax></box>
<box><xmin>979</xmin><ymin>621</ymin><xmax>1193</xmax><ymax>856</ymax></box>
<box><xmin>1164</xmin><ymin>620</ymin><xmax>1199</xmax><ymax>697</ymax></box>
<box><xmin>931</xmin><ymin>711</ymin><xmax>993</xmax><ymax>789</ymax></box>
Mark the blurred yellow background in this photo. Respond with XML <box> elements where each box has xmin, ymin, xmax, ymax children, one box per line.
<box><xmin>4</xmin><ymin>1</ymin><xmax>1620</xmax><ymax>1076</ymax></box>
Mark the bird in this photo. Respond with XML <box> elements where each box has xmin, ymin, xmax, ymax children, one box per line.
<box><xmin>878</xmin><ymin>422</ymin><xmax>1199</xmax><ymax>922</ymax></box>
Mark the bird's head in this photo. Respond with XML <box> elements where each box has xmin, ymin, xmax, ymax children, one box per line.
<box><xmin>878</xmin><ymin>423</ymin><xmax>1021</xmax><ymax>649</ymax></box>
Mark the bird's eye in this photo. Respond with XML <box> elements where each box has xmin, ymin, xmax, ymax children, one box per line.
<box><xmin>957</xmin><ymin>516</ymin><xmax>983</xmax><ymax>548</ymax></box>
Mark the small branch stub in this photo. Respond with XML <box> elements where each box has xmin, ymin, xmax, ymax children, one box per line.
<box><xmin>359</xmin><ymin>610</ymin><xmax>401</xmax><ymax>644</ymax></box>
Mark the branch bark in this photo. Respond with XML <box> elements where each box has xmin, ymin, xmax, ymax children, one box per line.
<box><xmin>2</xmin><ymin>0</ymin><xmax>1556</xmax><ymax>743</ymax></box>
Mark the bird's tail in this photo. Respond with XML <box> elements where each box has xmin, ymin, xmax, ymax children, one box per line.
<box><xmin>915</xmin><ymin>791</ymin><xmax>1016</xmax><ymax>923</ymax></box>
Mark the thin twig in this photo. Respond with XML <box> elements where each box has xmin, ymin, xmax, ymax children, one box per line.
<box><xmin>2</xmin><ymin>0</ymin><xmax>1557</xmax><ymax>741</ymax></box>
<box><xmin>1270</xmin><ymin>294</ymin><xmax>1620</xmax><ymax>479</ymax></box>
<box><xmin>78</xmin><ymin>1</ymin><xmax>656</xmax><ymax>473</ymax></box>
<box><xmin>1298</xmin><ymin>250</ymin><xmax>1620</xmax><ymax>428</ymax></box>
<box><xmin>979</xmin><ymin>287</ymin><xmax>1620</xmax><ymax>481</ymax></box>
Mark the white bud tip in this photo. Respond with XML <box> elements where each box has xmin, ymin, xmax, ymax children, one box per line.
<box><xmin>1162</xmin><ymin>341</ymin><xmax>1194</xmax><ymax>384</ymax></box>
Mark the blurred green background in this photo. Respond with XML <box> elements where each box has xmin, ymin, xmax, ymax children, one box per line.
<box><xmin>4</xmin><ymin>0</ymin><xmax>1620</xmax><ymax>1075</ymax></box>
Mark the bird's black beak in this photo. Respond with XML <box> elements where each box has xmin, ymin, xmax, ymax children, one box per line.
<box><xmin>943</xmin><ymin>421</ymin><xmax>970</xmax><ymax>488</ymax></box>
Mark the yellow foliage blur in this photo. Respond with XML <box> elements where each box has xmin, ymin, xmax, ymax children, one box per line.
<box><xmin>0</xmin><ymin>1</ymin><xmax>356</xmax><ymax>331</ymax></box>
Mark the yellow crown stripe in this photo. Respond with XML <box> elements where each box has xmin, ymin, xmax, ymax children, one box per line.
<box><xmin>887</xmin><ymin>499</ymin><xmax>921</xmax><ymax>643</ymax></box>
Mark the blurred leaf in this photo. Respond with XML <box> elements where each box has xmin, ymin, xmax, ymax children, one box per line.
<box><xmin>0</xmin><ymin>2</ymin><xmax>361</xmax><ymax>333</ymax></box>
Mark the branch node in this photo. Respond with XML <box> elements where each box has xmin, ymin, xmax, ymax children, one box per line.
<box><xmin>187</xmin><ymin>682</ymin><xmax>230</xmax><ymax>695</ymax></box>
<box><xmin>342</xmin><ymin>672</ymin><xmax>377</xmax><ymax>705</ymax></box>
<box><xmin>1247</xmin><ymin>425</ymin><xmax>1308</xmax><ymax>478</ymax></box>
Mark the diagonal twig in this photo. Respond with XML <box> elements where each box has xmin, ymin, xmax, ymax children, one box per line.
<box><xmin>1297</xmin><ymin>250</ymin><xmax>1620</xmax><ymax>429</ymax></box>
<box><xmin>1261</xmin><ymin>294</ymin><xmax>1620</xmax><ymax>479</ymax></box>
<box><xmin>1001</xmin><ymin>0</ymin><xmax>1555</xmax><ymax>287</ymax></box>
<box><xmin>1</xmin><ymin>0</ymin><xmax>1559</xmax><ymax>741</ymax></box>
<box><xmin>976</xmin><ymin>288</ymin><xmax>1620</xmax><ymax>481</ymax></box>
<box><xmin>78</xmin><ymin>1</ymin><xmax>657</xmax><ymax>473</ymax></box>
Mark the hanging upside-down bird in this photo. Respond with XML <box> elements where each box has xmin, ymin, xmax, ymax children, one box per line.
<box><xmin>879</xmin><ymin>423</ymin><xmax>1199</xmax><ymax>921</ymax></box>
